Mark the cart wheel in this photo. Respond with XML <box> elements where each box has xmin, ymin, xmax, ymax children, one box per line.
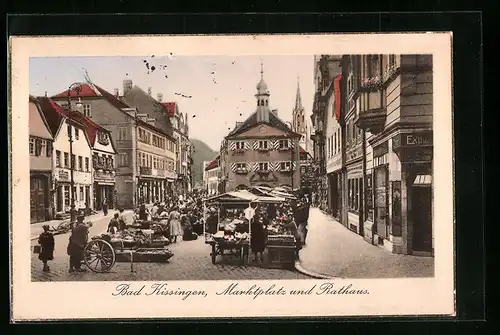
<box><xmin>211</xmin><ymin>244</ymin><xmax>217</xmax><ymax>264</ymax></box>
<box><xmin>84</xmin><ymin>239</ymin><xmax>116</xmax><ymax>273</ymax></box>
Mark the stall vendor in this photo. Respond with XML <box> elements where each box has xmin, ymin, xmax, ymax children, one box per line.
<box><xmin>250</xmin><ymin>211</ymin><xmax>266</xmax><ymax>263</ymax></box>
<box><xmin>138</xmin><ymin>204</ymin><xmax>150</xmax><ymax>221</ymax></box>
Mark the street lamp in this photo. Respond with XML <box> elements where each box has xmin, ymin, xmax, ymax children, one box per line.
<box><xmin>66</xmin><ymin>83</ymin><xmax>83</xmax><ymax>225</ymax></box>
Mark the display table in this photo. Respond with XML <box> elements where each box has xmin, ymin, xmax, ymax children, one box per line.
<box><xmin>265</xmin><ymin>235</ymin><xmax>298</xmax><ymax>269</ymax></box>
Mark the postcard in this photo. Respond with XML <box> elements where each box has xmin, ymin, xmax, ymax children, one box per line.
<box><xmin>9</xmin><ymin>33</ymin><xmax>454</xmax><ymax>320</ymax></box>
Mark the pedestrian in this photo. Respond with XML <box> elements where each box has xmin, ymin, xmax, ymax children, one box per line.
<box><xmin>67</xmin><ymin>213</ymin><xmax>89</xmax><ymax>273</ymax></box>
<box><xmin>118</xmin><ymin>208</ymin><xmax>127</xmax><ymax>231</ymax></box>
<box><xmin>107</xmin><ymin>213</ymin><xmax>120</xmax><ymax>234</ymax></box>
<box><xmin>152</xmin><ymin>202</ymin><xmax>159</xmax><ymax>218</ymax></box>
<box><xmin>168</xmin><ymin>206</ymin><xmax>183</xmax><ymax>243</ymax></box>
<box><xmin>250</xmin><ymin>210</ymin><xmax>266</xmax><ymax>263</ymax></box>
<box><xmin>102</xmin><ymin>198</ymin><xmax>108</xmax><ymax>216</ymax></box>
<box><xmin>138</xmin><ymin>204</ymin><xmax>149</xmax><ymax>221</ymax></box>
<box><xmin>38</xmin><ymin>224</ymin><xmax>55</xmax><ymax>272</ymax></box>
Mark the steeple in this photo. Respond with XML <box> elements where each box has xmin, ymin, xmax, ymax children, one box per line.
<box><xmin>294</xmin><ymin>76</ymin><xmax>303</xmax><ymax>111</ymax></box>
<box><xmin>255</xmin><ymin>59</ymin><xmax>270</xmax><ymax>123</ymax></box>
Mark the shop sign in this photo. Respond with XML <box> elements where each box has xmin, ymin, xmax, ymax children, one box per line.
<box><xmin>373</xmin><ymin>141</ymin><xmax>389</xmax><ymax>157</ymax></box>
<box><xmin>58</xmin><ymin>170</ymin><xmax>69</xmax><ymax>181</ymax></box>
<box><xmin>393</xmin><ymin>132</ymin><xmax>433</xmax><ymax>150</ymax></box>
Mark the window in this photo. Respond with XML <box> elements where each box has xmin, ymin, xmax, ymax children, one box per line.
<box><xmin>236</xmin><ymin>163</ymin><xmax>246</xmax><ymax>170</ymax></box>
<box><xmin>389</xmin><ymin>54</ymin><xmax>396</xmax><ymax>67</ymax></box>
<box><xmin>119</xmin><ymin>153</ymin><xmax>129</xmax><ymax>166</ymax></box>
<box><xmin>118</xmin><ymin>127</ymin><xmax>127</xmax><ymax>140</ymax></box>
<box><xmin>370</xmin><ymin>55</ymin><xmax>379</xmax><ymax>77</ymax></box>
<box><xmin>258</xmin><ymin>140</ymin><xmax>268</xmax><ymax>150</ymax></box>
<box><xmin>40</xmin><ymin>140</ymin><xmax>47</xmax><ymax>156</ymax></box>
<box><xmin>71</xmin><ymin>154</ymin><xmax>76</xmax><ymax>169</ymax></box>
<box><xmin>85</xmin><ymin>186</ymin><xmax>91</xmax><ymax>205</ymax></box>
<box><xmin>80</xmin><ymin>186</ymin><xmax>84</xmax><ymax>201</ymax></box>
<box><xmin>334</xmin><ymin>133</ymin><xmax>337</xmax><ymax>154</ymax></box>
<box><xmin>78</xmin><ymin>156</ymin><xmax>83</xmax><ymax>171</ymax></box>
<box><xmin>83</xmin><ymin>104</ymin><xmax>92</xmax><ymax>117</ymax></box>
<box><xmin>64</xmin><ymin>186</ymin><xmax>70</xmax><ymax>206</ymax></box>
<box><xmin>29</xmin><ymin>138</ymin><xmax>35</xmax><ymax>155</ymax></box>
<box><xmin>56</xmin><ymin>150</ymin><xmax>61</xmax><ymax>167</ymax></box>
<box><xmin>235</xmin><ymin>141</ymin><xmax>245</xmax><ymax>150</ymax></box>
<box><xmin>258</xmin><ymin>162</ymin><xmax>269</xmax><ymax>171</ymax></box>
<box><xmin>153</xmin><ymin>157</ymin><xmax>157</xmax><ymax>169</ymax></box>
<box><xmin>75</xmin><ymin>128</ymin><xmax>79</xmax><ymax>140</ymax></box>
<box><xmin>64</xmin><ymin>152</ymin><xmax>69</xmax><ymax>167</ymax></box>
<box><xmin>278</xmin><ymin>139</ymin><xmax>290</xmax><ymax>150</ymax></box>
<box><xmin>327</xmin><ymin>137</ymin><xmax>331</xmax><ymax>158</ymax></box>
<box><xmin>85</xmin><ymin>157</ymin><xmax>89</xmax><ymax>171</ymax></box>
<box><xmin>348</xmin><ymin>177</ymin><xmax>363</xmax><ymax>213</ymax></box>
<box><xmin>280</xmin><ymin>161</ymin><xmax>292</xmax><ymax>171</ymax></box>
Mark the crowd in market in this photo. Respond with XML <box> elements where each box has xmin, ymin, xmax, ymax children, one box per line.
<box><xmin>35</xmin><ymin>189</ymin><xmax>312</xmax><ymax>272</ymax></box>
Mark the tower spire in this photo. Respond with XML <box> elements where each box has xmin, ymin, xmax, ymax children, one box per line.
<box><xmin>294</xmin><ymin>75</ymin><xmax>303</xmax><ymax>110</ymax></box>
<box><xmin>260</xmin><ymin>59</ymin><xmax>264</xmax><ymax>80</ymax></box>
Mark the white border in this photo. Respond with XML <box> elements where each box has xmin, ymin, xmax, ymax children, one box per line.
<box><xmin>10</xmin><ymin>33</ymin><xmax>454</xmax><ymax>320</ymax></box>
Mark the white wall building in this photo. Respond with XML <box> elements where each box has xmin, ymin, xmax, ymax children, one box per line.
<box><xmin>38</xmin><ymin>97</ymin><xmax>94</xmax><ymax>213</ymax></box>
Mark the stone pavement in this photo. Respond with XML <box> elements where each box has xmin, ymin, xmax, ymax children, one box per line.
<box><xmin>297</xmin><ymin>208</ymin><xmax>434</xmax><ymax>278</ymax></box>
<box><xmin>30</xmin><ymin>209</ymin><xmax>134</xmax><ymax>240</ymax></box>
<box><xmin>32</xmin><ymin>224</ymin><xmax>311</xmax><ymax>282</ymax></box>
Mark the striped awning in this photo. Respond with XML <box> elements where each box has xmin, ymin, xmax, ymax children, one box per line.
<box><xmin>413</xmin><ymin>174</ymin><xmax>432</xmax><ymax>186</ymax></box>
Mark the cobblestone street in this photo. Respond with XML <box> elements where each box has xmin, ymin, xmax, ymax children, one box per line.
<box><xmin>299</xmin><ymin>208</ymin><xmax>435</xmax><ymax>278</ymax></box>
<box><xmin>31</xmin><ymin>211</ymin><xmax>310</xmax><ymax>281</ymax></box>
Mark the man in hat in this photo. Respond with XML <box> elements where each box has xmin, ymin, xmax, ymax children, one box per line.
<box><xmin>67</xmin><ymin>213</ymin><xmax>89</xmax><ymax>273</ymax></box>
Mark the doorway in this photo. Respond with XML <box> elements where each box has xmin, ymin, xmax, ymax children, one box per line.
<box><xmin>56</xmin><ymin>186</ymin><xmax>63</xmax><ymax>212</ymax></box>
<box><xmin>30</xmin><ymin>176</ymin><xmax>47</xmax><ymax>223</ymax></box>
<box><xmin>374</xmin><ymin>166</ymin><xmax>389</xmax><ymax>243</ymax></box>
<box><xmin>411</xmin><ymin>186</ymin><xmax>433</xmax><ymax>254</ymax></box>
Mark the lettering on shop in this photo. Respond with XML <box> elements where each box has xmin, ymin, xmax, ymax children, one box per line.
<box><xmin>405</xmin><ymin>134</ymin><xmax>432</xmax><ymax>146</ymax></box>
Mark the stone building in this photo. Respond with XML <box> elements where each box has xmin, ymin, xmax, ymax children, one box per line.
<box><xmin>203</xmin><ymin>157</ymin><xmax>221</xmax><ymax>195</ymax></box>
<box><xmin>219</xmin><ymin>63</ymin><xmax>302</xmax><ymax>192</ymax></box>
<box><xmin>52</xmin><ymin>82</ymin><xmax>176</xmax><ymax>209</ymax></box>
<box><xmin>354</xmin><ymin>54</ymin><xmax>434</xmax><ymax>256</ymax></box>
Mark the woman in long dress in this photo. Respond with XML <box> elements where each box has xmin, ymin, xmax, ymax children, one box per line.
<box><xmin>168</xmin><ymin>206</ymin><xmax>183</xmax><ymax>243</ymax></box>
<box><xmin>250</xmin><ymin>211</ymin><xmax>266</xmax><ymax>263</ymax></box>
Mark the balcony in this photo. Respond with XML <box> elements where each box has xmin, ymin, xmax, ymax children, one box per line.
<box><xmin>92</xmin><ymin>158</ymin><xmax>115</xmax><ymax>172</ymax></box>
<box><xmin>354</xmin><ymin>89</ymin><xmax>387</xmax><ymax>133</ymax></box>
<box><xmin>235</xmin><ymin>168</ymin><xmax>248</xmax><ymax>175</ymax></box>
<box><xmin>94</xmin><ymin>170</ymin><xmax>115</xmax><ymax>180</ymax></box>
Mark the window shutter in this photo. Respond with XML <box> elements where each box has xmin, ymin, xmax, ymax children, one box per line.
<box><xmin>35</xmin><ymin>139</ymin><xmax>41</xmax><ymax>156</ymax></box>
<box><xmin>46</xmin><ymin>141</ymin><xmax>53</xmax><ymax>157</ymax></box>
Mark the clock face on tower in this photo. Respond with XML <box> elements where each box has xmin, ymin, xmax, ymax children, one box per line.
<box><xmin>258</xmin><ymin>126</ymin><xmax>267</xmax><ymax>133</ymax></box>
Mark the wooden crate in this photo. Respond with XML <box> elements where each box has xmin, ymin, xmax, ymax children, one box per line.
<box><xmin>265</xmin><ymin>246</ymin><xmax>296</xmax><ymax>269</ymax></box>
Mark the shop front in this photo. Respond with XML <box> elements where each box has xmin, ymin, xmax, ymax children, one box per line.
<box><xmin>93</xmin><ymin>168</ymin><xmax>116</xmax><ymax>210</ymax></box>
<box><xmin>326</xmin><ymin>155</ymin><xmax>343</xmax><ymax>220</ymax></box>
<box><xmin>392</xmin><ymin>131</ymin><xmax>433</xmax><ymax>256</ymax></box>
<box><xmin>30</xmin><ymin>172</ymin><xmax>52</xmax><ymax>223</ymax></box>
<box><xmin>138</xmin><ymin>167</ymin><xmax>169</xmax><ymax>204</ymax></box>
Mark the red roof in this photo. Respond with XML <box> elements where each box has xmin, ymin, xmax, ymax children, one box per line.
<box><xmin>299</xmin><ymin>146</ymin><xmax>307</xmax><ymax>153</ymax></box>
<box><xmin>36</xmin><ymin>96</ymin><xmax>109</xmax><ymax>147</ymax></box>
<box><xmin>51</xmin><ymin>83</ymin><xmax>100</xmax><ymax>98</ymax></box>
<box><xmin>161</xmin><ymin>102</ymin><xmax>177</xmax><ymax>117</ymax></box>
<box><xmin>205</xmin><ymin>160</ymin><xmax>218</xmax><ymax>171</ymax></box>
<box><xmin>51</xmin><ymin>83</ymin><xmax>130</xmax><ymax>111</ymax></box>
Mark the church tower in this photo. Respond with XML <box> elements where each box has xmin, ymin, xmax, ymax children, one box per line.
<box><xmin>255</xmin><ymin>61</ymin><xmax>270</xmax><ymax>123</ymax></box>
<box><xmin>292</xmin><ymin>77</ymin><xmax>309</xmax><ymax>151</ymax></box>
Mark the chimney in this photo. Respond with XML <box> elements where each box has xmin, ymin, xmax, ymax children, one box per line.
<box><xmin>114</xmin><ymin>88</ymin><xmax>119</xmax><ymax>97</ymax></box>
<box><xmin>157</xmin><ymin>93</ymin><xmax>163</xmax><ymax>102</ymax></box>
<box><xmin>123</xmin><ymin>79</ymin><xmax>133</xmax><ymax>95</ymax></box>
<box><xmin>148</xmin><ymin>87</ymin><xmax>152</xmax><ymax>96</ymax></box>
<box><xmin>271</xmin><ymin>109</ymin><xmax>278</xmax><ymax>116</ymax></box>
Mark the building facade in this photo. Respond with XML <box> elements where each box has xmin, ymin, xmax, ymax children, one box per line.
<box><xmin>52</xmin><ymin>82</ymin><xmax>177</xmax><ymax>209</ymax></box>
<box><xmin>37</xmin><ymin>97</ymin><xmax>93</xmax><ymax>214</ymax></box>
<box><xmin>220</xmin><ymin>64</ymin><xmax>302</xmax><ymax>192</ymax></box>
<box><xmin>203</xmin><ymin>158</ymin><xmax>221</xmax><ymax>195</ymax></box>
<box><xmin>29</xmin><ymin>96</ymin><xmax>54</xmax><ymax>223</ymax></box>
<box><xmin>354</xmin><ymin>54</ymin><xmax>434</xmax><ymax>256</ymax></box>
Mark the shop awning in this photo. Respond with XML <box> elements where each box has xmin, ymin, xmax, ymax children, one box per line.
<box><xmin>96</xmin><ymin>181</ymin><xmax>115</xmax><ymax>186</ymax></box>
<box><xmin>413</xmin><ymin>174</ymin><xmax>432</xmax><ymax>186</ymax></box>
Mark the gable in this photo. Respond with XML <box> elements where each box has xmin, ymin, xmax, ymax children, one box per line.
<box><xmin>29</xmin><ymin>101</ymin><xmax>53</xmax><ymax>139</ymax></box>
<box><xmin>230</xmin><ymin>123</ymin><xmax>295</xmax><ymax>139</ymax></box>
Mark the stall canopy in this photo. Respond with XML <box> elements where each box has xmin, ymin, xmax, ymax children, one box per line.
<box><xmin>204</xmin><ymin>190</ymin><xmax>285</xmax><ymax>205</ymax></box>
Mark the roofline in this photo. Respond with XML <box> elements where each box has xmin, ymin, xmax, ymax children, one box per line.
<box><xmin>30</xmin><ymin>97</ymin><xmax>55</xmax><ymax>140</ymax></box>
<box><xmin>136</xmin><ymin>119</ymin><xmax>177</xmax><ymax>142</ymax></box>
<box><xmin>225</xmin><ymin>121</ymin><xmax>302</xmax><ymax>140</ymax></box>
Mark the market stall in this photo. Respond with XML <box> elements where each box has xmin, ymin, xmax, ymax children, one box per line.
<box><xmin>203</xmin><ymin>190</ymin><xmax>298</xmax><ymax>268</ymax></box>
<box><xmin>84</xmin><ymin>219</ymin><xmax>174</xmax><ymax>273</ymax></box>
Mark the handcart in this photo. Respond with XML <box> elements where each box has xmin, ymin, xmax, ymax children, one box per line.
<box><xmin>83</xmin><ymin>225</ymin><xmax>173</xmax><ymax>273</ymax></box>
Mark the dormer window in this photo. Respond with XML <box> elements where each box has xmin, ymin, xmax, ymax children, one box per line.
<box><xmin>83</xmin><ymin>104</ymin><xmax>92</xmax><ymax>117</ymax></box>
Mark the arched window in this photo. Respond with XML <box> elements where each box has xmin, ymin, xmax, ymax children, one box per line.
<box><xmin>257</xmin><ymin>100</ymin><xmax>260</xmax><ymax>106</ymax></box>
<box><xmin>265</xmin><ymin>100</ymin><xmax>268</xmax><ymax>106</ymax></box>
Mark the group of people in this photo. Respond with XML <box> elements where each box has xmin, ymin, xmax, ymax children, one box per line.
<box><xmin>36</xmin><ymin>212</ymin><xmax>92</xmax><ymax>273</ymax></box>
<box><xmin>204</xmin><ymin>193</ymin><xmax>311</xmax><ymax>264</ymax></box>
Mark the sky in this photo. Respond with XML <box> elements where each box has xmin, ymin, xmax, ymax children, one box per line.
<box><xmin>30</xmin><ymin>55</ymin><xmax>315</xmax><ymax>151</ymax></box>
